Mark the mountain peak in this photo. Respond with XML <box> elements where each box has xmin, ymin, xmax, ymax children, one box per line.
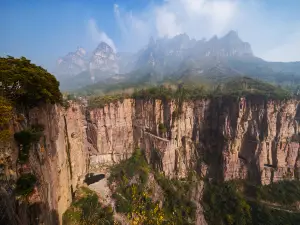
<box><xmin>224</xmin><ymin>30</ymin><xmax>239</xmax><ymax>39</ymax></box>
<box><xmin>76</xmin><ymin>47</ymin><xmax>86</xmax><ymax>57</ymax></box>
<box><xmin>95</xmin><ymin>42</ymin><xmax>114</xmax><ymax>53</ymax></box>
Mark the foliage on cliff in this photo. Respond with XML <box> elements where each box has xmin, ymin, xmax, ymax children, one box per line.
<box><xmin>0</xmin><ymin>96</ymin><xmax>13</xmax><ymax>142</ymax></box>
<box><xmin>0</xmin><ymin>56</ymin><xmax>62</xmax><ymax>107</ymax></box>
<box><xmin>203</xmin><ymin>180</ymin><xmax>300</xmax><ymax>225</ymax></box>
<box><xmin>203</xmin><ymin>181</ymin><xmax>252</xmax><ymax>225</ymax></box>
<box><xmin>87</xmin><ymin>94</ymin><xmax>129</xmax><ymax>109</ymax></box>
<box><xmin>15</xmin><ymin>173</ymin><xmax>37</xmax><ymax>197</ymax></box>
<box><xmin>63</xmin><ymin>187</ymin><xmax>114</xmax><ymax>225</ymax></box>
<box><xmin>132</xmin><ymin>77</ymin><xmax>291</xmax><ymax>102</ymax></box>
<box><xmin>108</xmin><ymin>149</ymin><xmax>196</xmax><ymax>224</ymax></box>
<box><xmin>14</xmin><ymin>124</ymin><xmax>44</xmax><ymax>163</ymax></box>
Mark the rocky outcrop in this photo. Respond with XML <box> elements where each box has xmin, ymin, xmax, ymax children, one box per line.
<box><xmin>86</xmin><ymin>97</ymin><xmax>300</xmax><ymax>185</ymax></box>
<box><xmin>1</xmin><ymin>96</ymin><xmax>300</xmax><ymax>224</ymax></box>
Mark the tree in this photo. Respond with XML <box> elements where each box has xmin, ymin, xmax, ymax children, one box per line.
<box><xmin>0</xmin><ymin>56</ymin><xmax>62</xmax><ymax>107</ymax></box>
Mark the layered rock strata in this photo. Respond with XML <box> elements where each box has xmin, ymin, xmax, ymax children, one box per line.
<box><xmin>1</xmin><ymin>97</ymin><xmax>300</xmax><ymax>224</ymax></box>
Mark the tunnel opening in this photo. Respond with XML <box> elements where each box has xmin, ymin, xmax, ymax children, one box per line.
<box><xmin>264</xmin><ymin>164</ymin><xmax>276</xmax><ymax>169</ymax></box>
<box><xmin>84</xmin><ymin>173</ymin><xmax>105</xmax><ymax>185</ymax></box>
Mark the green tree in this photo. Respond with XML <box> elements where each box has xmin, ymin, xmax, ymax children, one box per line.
<box><xmin>0</xmin><ymin>56</ymin><xmax>62</xmax><ymax>107</ymax></box>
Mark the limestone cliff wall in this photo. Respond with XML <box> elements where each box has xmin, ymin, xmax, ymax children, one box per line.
<box><xmin>1</xmin><ymin>97</ymin><xmax>300</xmax><ymax>224</ymax></box>
<box><xmin>86</xmin><ymin>97</ymin><xmax>300</xmax><ymax>185</ymax></box>
<box><xmin>0</xmin><ymin>103</ymin><xmax>88</xmax><ymax>224</ymax></box>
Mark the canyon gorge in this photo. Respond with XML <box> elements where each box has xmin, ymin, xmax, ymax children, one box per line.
<box><xmin>1</xmin><ymin>96</ymin><xmax>300</xmax><ymax>224</ymax></box>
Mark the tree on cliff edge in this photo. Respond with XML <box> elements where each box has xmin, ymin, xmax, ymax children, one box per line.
<box><xmin>0</xmin><ymin>56</ymin><xmax>62</xmax><ymax>107</ymax></box>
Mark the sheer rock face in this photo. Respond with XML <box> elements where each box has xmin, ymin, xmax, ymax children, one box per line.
<box><xmin>86</xmin><ymin>97</ymin><xmax>300</xmax><ymax>185</ymax></box>
<box><xmin>27</xmin><ymin>103</ymin><xmax>88</xmax><ymax>223</ymax></box>
<box><xmin>1</xmin><ymin>97</ymin><xmax>300</xmax><ymax>224</ymax></box>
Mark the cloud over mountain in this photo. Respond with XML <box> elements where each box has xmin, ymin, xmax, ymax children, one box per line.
<box><xmin>87</xmin><ymin>18</ymin><xmax>117</xmax><ymax>53</ymax></box>
<box><xmin>111</xmin><ymin>0</ymin><xmax>300</xmax><ymax>62</ymax></box>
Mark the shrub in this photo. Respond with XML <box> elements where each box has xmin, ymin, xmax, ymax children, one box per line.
<box><xmin>88</xmin><ymin>94</ymin><xmax>128</xmax><ymax>109</ymax></box>
<box><xmin>0</xmin><ymin>96</ymin><xmax>13</xmax><ymax>142</ymax></box>
<box><xmin>0</xmin><ymin>56</ymin><xmax>62</xmax><ymax>107</ymax></box>
<box><xmin>63</xmin><ymin>188</ymin><xmax>114</xmax><ymax>225</ymax></box>
<box><xmin>14</xmin><ymin>125</ymin><xmax>44</xmax><ymax>163</ymax></box>
<box><xmin>158</xmin><ymin>123</ymin><xmax>167</xmax><ymax>134</ymax></box>
<box><xmin>256</xmin><ymin>180</ymin><xmax>300</xmax><ymax>205</ymax></box>
<box><xmin>202</xmin><ymin>181</ymin><xmax>252</xmax><ymax>225</ymax></box>
<box><xmin>15</xmin><ymin>173</ymin><xmax>37</xmax><ymax>197</ymax></box>
<box><xmin>155</xmin><ymin>173</ymin><xmax>197</xmax><ymax>224</ymax></box>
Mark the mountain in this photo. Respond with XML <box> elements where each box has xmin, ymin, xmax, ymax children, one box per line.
<box><xmin>55</xmin><ymin>47</ymin><xmax>88</xmax><ymax>78</ymax></box>
<box><xmin>57</xmin><ymin>42</ymin><xmax>123</xmax><ymax>90</ymax></box>
<box><xmin>56</xmin><ymin>30</ymin><xmax>300</xmax><ymax>91</ymax></box>
<box><xmin>89</xmin><ymin>42</ymin><xmax>119</xmax><ymax>81</ymax></box>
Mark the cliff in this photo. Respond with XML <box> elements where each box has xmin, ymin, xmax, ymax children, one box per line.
<box><xmin>89</xmin><ymin>97</ymin><xmax>300</xmax><ymax>185</ymax></box>
<box><xmin>1</xmin><ymin>97</ymin><xmax>300</xmax><ymax>224</ymax></box>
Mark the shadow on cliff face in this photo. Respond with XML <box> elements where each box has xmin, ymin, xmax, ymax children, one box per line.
<box><xmin>193</xmin><ymin>97</ymin><xmax>230</xmax><ymax>181</ymax></box>
<box><xmin>84</xmin><ymin>173</ymin><xmax>105</xmax><ymax>185</ymax></box>
<box><xmin>16</xmin><ymin>202</ymin><xmax>59</xmax><ymax>225</ymax></box>
<box><xmin>0</xmin><ymin>199</ymin><xmax>59</xmax><ymax>225</ymax></box>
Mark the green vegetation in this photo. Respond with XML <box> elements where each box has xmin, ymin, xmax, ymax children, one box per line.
<box><xmin>248</xmin><ymin>180</ymin><xmax>300</xmax><ymax>205</ymax></box>
<box><xmin>0</xmin><ymin>56</ymin><xmax>62</xmax><ymax>107</ymax></box>
<box><xmin>14</xmin><ymin>124</ymin><xmax>44</xmax><ymax>163</ymax></box>
<box><xmin>63</xmin><ymin>187</ymin><xmax>114</xmax><ymax>225</ymax></box>
<box><xmin>158</xmin><ymin>123</ymin><xmax>167</xmax><ymax>134</ymax></box>
<box><xmin>155</xmin><ymin>173</ymin><xmax>197</xmax><ymax>224</ymax></box>
<box><xmin>219</xmin><ymin>77</ymin><xmax>291</xmax><ymax>100</ymax></box>
<box><xmin>109</xmin><ymin>149</ymin><xmax>196</xmax><ymax>224</ymax></box>
<box><xmin>15</xmin><ymin>173</ymin><xmax>37</xmax><ymax>197</ymax></box>
<box><xmin>203</xmin><ymin>180</ymin><xmax>300</xmax><ymax>225</ymax></box>
<box><xmin>249</xmin><ymin>201</ymin><xmax>300</xmax><ymax>225</ymax></box>
<box><xmin>132</xmin><ymin>77</ymin><xmax>291</xmax><ymax>102</ymax></box>
<box><xmin>202</xmin><ymin>181</ymin><xmax>252</xmax><ymax>225</ymax></box>
<box><xmin>88</xmin><ymin>94</ymin><xmax>129</xmax><ymax>109</ymax></box>
<box><xmin>0</xmin><ymin>96</ymin><xmax>13</xmax><ymax>142</ymax></box>
<box><xmin>109</xmin><ymin>149</ymin><xmax>159</xmax><ymax>224</ymax></box>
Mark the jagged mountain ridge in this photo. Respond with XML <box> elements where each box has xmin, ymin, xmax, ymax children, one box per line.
<box><xmin>56</xmin><ymin>30</ymin><xmax>300</xmax><ymax>90</ymax></box>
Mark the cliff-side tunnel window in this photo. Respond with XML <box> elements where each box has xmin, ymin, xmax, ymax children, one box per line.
<box><xmin>84</xmin><ymin>173</ymin><xmax>105</xmax><ymax>185</ymax></box>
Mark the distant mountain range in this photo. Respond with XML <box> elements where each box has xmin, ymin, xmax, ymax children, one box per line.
<box><xmin>55</xmin><ymin>30</ymin><xmax>300</xmax><ymax>91</ymax></box>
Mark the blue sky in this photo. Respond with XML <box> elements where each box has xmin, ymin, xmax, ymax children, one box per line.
<box><xmin>1</xmin><ymin>0</ymin><xmax>300</xmax><ymax>70</ymax></box>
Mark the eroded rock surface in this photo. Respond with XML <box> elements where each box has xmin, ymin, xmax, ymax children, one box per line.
<box><xmin>1</xmin><ymin>97</ymin><xmax>300</xmax><ymax>224</ymax></box>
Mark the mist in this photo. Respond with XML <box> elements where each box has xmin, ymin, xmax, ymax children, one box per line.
<box><xmin>89</xmin><ymin>0</ymin><xmax>300</xmax><ymax>62</ymax></box>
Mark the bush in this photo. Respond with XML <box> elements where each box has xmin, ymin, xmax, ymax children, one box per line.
<box><xmin>202</xmin><ymin>181</ymin><xmax>252</xmax><ymax>225</ymax></box>
<box><xmin>0</xmin><ymin>96</ymin><xmax>13</xmax><ymax>142</ymax></box>
<box><xmin>14</xmin><ymin>125</ymin><xmax>44</xmax><ymax>163</ymax></box>
<box><xmin>15</xmin><ymin>173</ymin><xmax>37</xmax><ymax>197</ymax></box>
<box><xmin>0</xmin><ymin>56</ymin><xmax>62</xmax><ymax>107</ymax></box>
<box><xmin>158</xmin><ymin>123</ymin><xmax>167</xmax><ymax>134</ymax></box>
<box><xmin>63</xmin><ymin>188</ymin><xmax>114</xmax><ymax>225</ymax></box>
<box><xmin>256</xmin><ymin>180</ymin><xmax>300</xmax><ymax>205</ymax></box>
<box><xmin>155</xmin><ymin>173</ymin><xmax>197</xmax><ymax>224</ymax></box>
<box><xmin>88</xmin><ymin>94</ymin><xmax>127</xmax><ymax>109</ymax></box>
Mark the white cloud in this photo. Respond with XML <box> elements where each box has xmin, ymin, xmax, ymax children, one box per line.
<box><xmin>111</xmin><ymin>0</ymin><xmax>300</xmax><ymax>61</ymax></box>
<box><xmin>87</xmin><ymin>18</ymin><xmax>117</xmax><ymax>52</ymax></box>
<box><xmin>155</xmin><ymin>8</ymin><xmax>182</xmax><ymax>37</ymax></box>
<box><xmin>113</xmin><ymin>3</ymin><xmax>153</xmax><ymax>51</ymax></box>
<box><xmin>262</xmin><ymin>31</ymin><xmax>300</xmax><ymax>62</ymax></box>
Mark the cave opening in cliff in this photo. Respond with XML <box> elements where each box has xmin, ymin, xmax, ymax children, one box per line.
<box><xmin>84</xmin><ymin>173</ymin><xmax>105</xmax><ymax>185</ymax></box>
